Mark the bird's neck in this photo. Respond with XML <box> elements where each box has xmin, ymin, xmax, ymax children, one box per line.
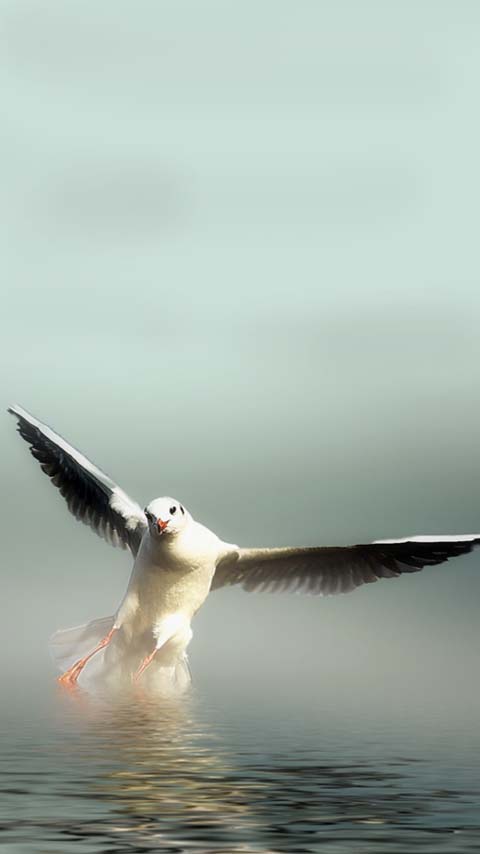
<box><xmin>138</xmin><ymin>519</ymin><xmax>223</xmax><ymax>571</ymax></box>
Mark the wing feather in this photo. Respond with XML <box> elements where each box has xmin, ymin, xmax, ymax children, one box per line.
<box><xmin>8</xmin><ymin>405</ymin><xmax>147</xmax><ymax>555</ymax></box>
<box><xmin>213</xmin><ymin>536</ymin><xmax>480</xmax><ymax>595</ymax></box>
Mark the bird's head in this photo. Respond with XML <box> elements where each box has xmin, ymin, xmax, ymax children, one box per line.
<box><xmin>144</xmin><ymin>497</ymin><xmax>189</xmax><ymax>539</ymax></box>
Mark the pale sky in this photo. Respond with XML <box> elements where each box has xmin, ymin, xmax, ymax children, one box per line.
<box><xmin>2</xmin><ymin>1</ymin><xmax>480</xmax><ymax>712</ymax></box>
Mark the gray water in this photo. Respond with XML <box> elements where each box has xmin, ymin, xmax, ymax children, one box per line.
<box><xmin>1</xmin><ymin>680</ymin><xmax>480</xmax><ymax>854</ymax></box>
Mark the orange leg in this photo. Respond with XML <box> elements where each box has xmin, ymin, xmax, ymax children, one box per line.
<box><xmin>133</xmin><ymin>648</ymin><xmax>158</xmax><ymax>682</ymax></box>
<box><xmin>58</xmin><ymin>627</ymin><xmax>117</xmax><ymax>688</ymax></box>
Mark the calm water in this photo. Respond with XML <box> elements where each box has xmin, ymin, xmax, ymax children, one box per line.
<box><xmin>1</xmin><ymin>682</ymin><xmax>479</xmax><ymax>854</ymax></box>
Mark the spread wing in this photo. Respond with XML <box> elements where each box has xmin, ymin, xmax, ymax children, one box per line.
<box><xmin>212</xmin><ymin>535</ymin><xmax>480</xmax><ymax>595</ymax></box>
<box><xmin>9</xmin><ymin>404</ymin><xmax>147</xmax><ymax>555</ymax></box>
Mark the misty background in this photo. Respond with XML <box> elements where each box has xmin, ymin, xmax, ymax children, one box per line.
<box><xmin>2</xmin><ymin>1</ymin><xmax>480</xmax><ymax>717</ymax></box>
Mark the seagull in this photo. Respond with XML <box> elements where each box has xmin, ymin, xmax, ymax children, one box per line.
<box><xmin>8</xmin><ymin>404</ymin><xmax>480</xmax><ymax>692</ymax></box>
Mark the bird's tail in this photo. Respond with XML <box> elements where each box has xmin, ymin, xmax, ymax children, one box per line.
<box><xmin>49</xmin><ymin>615</ymin><xmax>115</xmax><ymax>673</ymax></box>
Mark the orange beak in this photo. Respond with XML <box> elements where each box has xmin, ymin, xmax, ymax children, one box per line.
<box><xmin>157</xmin><ymin>518</ymin><xmax>169</xmax><ymax>532</ymax></box>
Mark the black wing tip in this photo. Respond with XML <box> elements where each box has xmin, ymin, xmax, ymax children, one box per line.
<box><xmin>8</xmin><ymin>405</ymin><xmax>40</xmax><ymax>431</ymax></box>
<box><xmin>8</xmin><ymin>404</ymin><xmax>29</xmax><ymax>420</ymax></box>
<box><xmin>8</xmin><ymin>405</ymin><xmax>35</xmax><ymax>436</ymax></box>
<box><xmin>8</xmin><ymin>405</ymin><xmax>25</xmax><ymax>436</ymax></box>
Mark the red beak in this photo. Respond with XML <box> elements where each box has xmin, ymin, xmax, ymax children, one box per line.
<box><xmin>157</xmin><ymin>518</ymin><xmax>169</xmax><ymax>532</ymax></box>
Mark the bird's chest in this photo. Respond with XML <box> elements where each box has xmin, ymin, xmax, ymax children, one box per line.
<box><xmin>134</xmin><ymin>562</ymin><xmax>213</xmax><ymax>622</ymax></box>
<box><xmin>124</xmin><ymin>528</ymin><xmax>220</xmax><ymax>629</ymax></box>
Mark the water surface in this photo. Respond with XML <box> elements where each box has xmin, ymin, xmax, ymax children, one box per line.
<box><xmin>1</xmin><ymin>683</ymin><xmax>479</xmax><ymax>853</ymax></box>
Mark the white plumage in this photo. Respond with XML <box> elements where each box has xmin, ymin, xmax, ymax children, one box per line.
<box><xmin>9</xmin><ymin>404</ymin><xmax>480</xmax><ymax>694</ymax></box>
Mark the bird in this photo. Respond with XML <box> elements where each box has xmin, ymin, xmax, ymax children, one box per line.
<box><xmin>8</xmin><ymin>404</ymin><xmax>480</xmax><ymax>692</ymax></box>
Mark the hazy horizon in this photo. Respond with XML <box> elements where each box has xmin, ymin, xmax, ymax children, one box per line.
<box><xmin>2</xmin><ymin>0</ymin><xmax>480</xmax><ymax>716</ymax></box>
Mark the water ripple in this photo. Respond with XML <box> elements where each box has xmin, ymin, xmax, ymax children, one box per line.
<box><xmin>0</xmin><ymin>691</ymin><xmax>479</xmax><ymax>853</ymax></box>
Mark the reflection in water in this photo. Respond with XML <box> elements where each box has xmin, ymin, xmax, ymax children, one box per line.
<box><xmin>83</xmin><ymin>693</ymin><xmax>266</xmax><ymax>849</ymax></box>
<box><xmin>1</xmin><ymin>689</ymin><xmax>480</xmax><ymax>852</ymax></box>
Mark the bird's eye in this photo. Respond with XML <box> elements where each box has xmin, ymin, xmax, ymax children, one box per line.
<box><xmin>170</xmin><ymin>506</ymin><xmax>177</xmax><ymax>515</ymax></box>
<box><xmin>180</xmin><ymin>506</ymin><xmax>185</xmax><ymax>515</ymax></box>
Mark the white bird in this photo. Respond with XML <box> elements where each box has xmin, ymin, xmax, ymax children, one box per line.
<box><xmin>8</xmin><ymin>404</ymin><xmax>480</xmax><ymax>692</ymax></box>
